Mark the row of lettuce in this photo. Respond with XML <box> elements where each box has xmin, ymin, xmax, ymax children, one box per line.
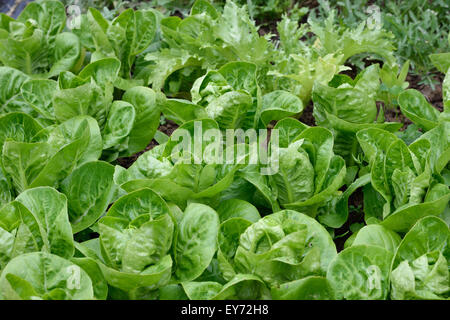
<box><xmin>0</xmin><ymin>0</ymin><xmax>448</xmax><ymax>300</ymax></box>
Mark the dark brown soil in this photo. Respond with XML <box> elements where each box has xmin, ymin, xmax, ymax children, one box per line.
<box><xmin>334</xmin><ymin>189</ymin><xmax>365</xmax><ymax>251</ymax></box>
<box><xmin>407</xmin><ymin>74</ymin><xmax>444</xmax><ymax>111</ymax></box>
<box><xmin>298</xmin><ymin>101</ymin><xmax>315</xmax><ymax>126</ymax></box>
<box><xmin>384</xmin><ymin>105</ymin><xmax>412</xmax><ymax>131</ymax></box>
<box><xmin>116</xmin><ymin>119</ymin><xmax>179</xmax><ymax>168</ymax></box>
<box><xmin>158</xmin><ymin>119</ymin><xmax>179</xmax><ymax>137</ymax></box>
<box><xmin>256</xmin><ymin>16</ymin><xmax>279</xmax><ymax>40</ymax></box>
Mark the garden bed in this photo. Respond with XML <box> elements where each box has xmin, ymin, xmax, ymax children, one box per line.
<box><xmin>0</xmin><ymin>0</ymin><xmax>448</xmax><ymax>301</ymax></box>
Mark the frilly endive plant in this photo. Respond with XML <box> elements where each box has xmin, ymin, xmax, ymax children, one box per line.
<box><xmin>270</xmin><ymin>11</ymin><xmax>396</xmax><ymax>103</ymax></box>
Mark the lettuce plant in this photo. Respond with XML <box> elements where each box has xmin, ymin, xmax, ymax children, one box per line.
<box><xmin>114</xmin><ymin>119</ymin><xmax>245</xmax><ymax>208</ymax></box>
<box><xmin>0</xmin><ymin>114</ymin><xmax>94</xmax><ymax>196</ymax></box>
<box><xmin>194</xmin><ymin>62</ymin><xmax>303</xmax><ymax>127</ymax></box>
<box><xmin>312</xmin><ymin>64</ymin><xmax>402</xmax><ymax>163</ymax></box>
<box><xmin>398</xmin><ymin>68</ymin><xmax>450</xmax><ymax>130</ymax></box>
<box><xmin>74</xmin><ymin>192</ymin><xmax>222</xmax><ymax>299</ymax></box>
<box><xmin>0</xmin><ymin>0</ymin><xmax>81</xmax><ymax>78</ymax></box>
<box><xmin>328</xmin><ymin>216</ymin><xmax>449</xmax><ymax>300</ymax></box>
<box><xmin>268</xmin><ymin>124</ymin><xmax>347</xmax><ymax>216</ymax></box>
<box><xmin>163</xmin><ymin>61</ymin><xmax>303</xmax><ymax>130</ymax></box>
<box><xmin>18</xmin><ymin>58</ymin><xmax>163</xmax><ymax>161</ymax></box>
<box><xmin>390</xmin><ymin>216</ymin><xmax>449</xmax><ymax>300</ymax></box>
<box><xmin>0</xmin><ymin>252</ymin><xmax>94</xmax><ymax>300</ymax></box>
<box><xmin>356</xmin><ymin>127</ymin><xmax>450</xmax><ymax>232</ymax></box>
<box><xmin>0</xmin><ymin>187</ymin><xmax>74</xmax><ymax>269</ymax></box>
<box><xmin>81</xmin><ymin>6</ymin><xmax>157</xmax><ymax>83</ymax></box>
<box><xmin>0</xmin><ymin>0</ymin><xmax>447</xmax><ymax>301</ymax></box>
<box><xmin>139</xmin><ymin>0</ymin><xmax>274</xmax><ymax>92</ymax></box>
<box><xmin>76</xmin><ymin>188</ymin><xmax>175</xmax><ymax>293</ymax></box>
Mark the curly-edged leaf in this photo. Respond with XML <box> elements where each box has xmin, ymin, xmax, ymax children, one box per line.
<box><xmin>215</xmin><ymin>2</ymin><xmax>270</xmax><ymax>66</ymax></box>
<box><xmin>309</xmin><ymin>13</ymin><xmax>396</xmax><ymax>65</ymax></box>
